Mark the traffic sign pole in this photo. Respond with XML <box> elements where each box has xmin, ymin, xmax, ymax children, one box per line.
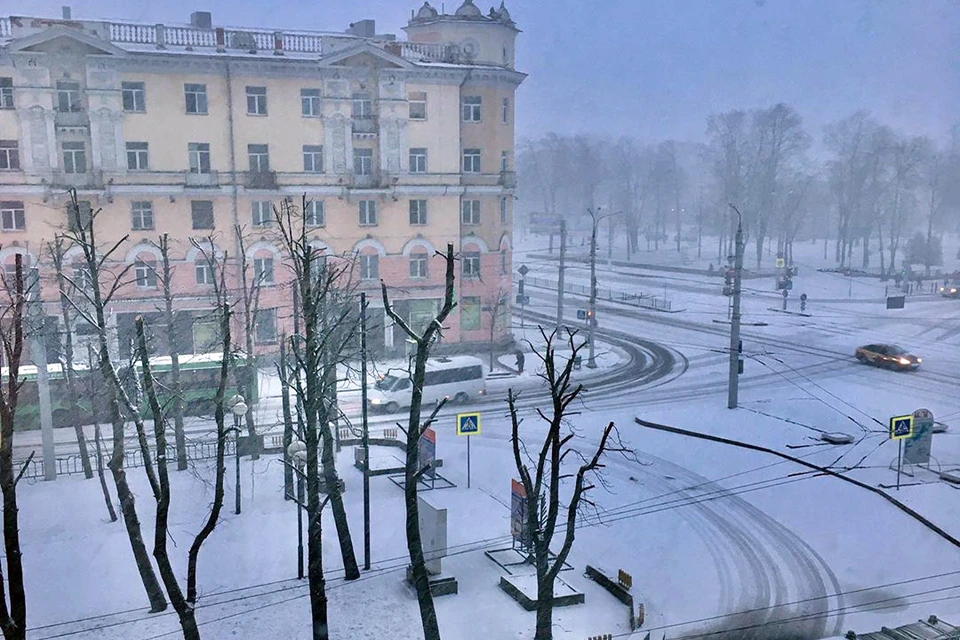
<box><xmin>467</xmin><ymin>435</ymin><xmax>471</xmax><ymax>489</ymax></box>
<box><xmin>897</xmin><ymin>440</ymin><xmax>902</xmax><ymax>491</ymax></box>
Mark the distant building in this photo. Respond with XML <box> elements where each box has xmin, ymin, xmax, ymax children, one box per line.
<box><xmin>0</xmin><ymin>1</ymin><xmax>523</xmax><ymax>357</ymax></box>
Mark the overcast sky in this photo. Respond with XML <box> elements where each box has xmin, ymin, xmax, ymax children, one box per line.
<box><xmin>22</xmin><ymin>0</ymin><xmax>960</xmax><ymax>147</ymax></box>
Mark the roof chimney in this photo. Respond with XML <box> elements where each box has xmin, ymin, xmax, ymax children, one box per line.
<box><xmin>61</xmin><ymin>6</ymin><xmax>72</xmax><ymax>20</ymax></box>
<box><xmin>190</xmin><ymin>11</ymin><xmax>212</xmax><ymax>29</ymax></box>
<box><xmin>346</xmin><ymin>19</ymin><xmax>376</xmax><ymax>38</ymax></box>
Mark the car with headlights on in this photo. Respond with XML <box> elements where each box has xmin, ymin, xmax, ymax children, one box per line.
<box><xmin>855</xmin><ymin>344</ymin><xmax>921</xmax><ymax>370</ymax></box>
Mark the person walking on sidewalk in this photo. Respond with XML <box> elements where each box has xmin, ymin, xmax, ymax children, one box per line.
<box><xmin>515</xmin><ymin>350</ymin><xmax>525</xmax><ymax>374</ymax></box>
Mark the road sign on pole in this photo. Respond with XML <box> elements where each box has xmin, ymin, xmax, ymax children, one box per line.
<box><xmin>518</xmin><ymin>264</ymin><xmax>529</xmax><ymax>277</ymax></box>
<box><xmin>890</xmin><ymin>415</ymin><xmax>913</xmax><ymax>440</ymax></box>
<box><xmin>775</xmin><ymin>258</ymin><xmax>785</xmax><ymax>268</ymax></box>
<box><xmin>456</xmin><ymin>412</ymin><xmax>482</xmax><ymax>436</ymax></box>
<box><xmin>889</xmin><ymin>414</ymin><xmax>914</xmax><ymax>491</ymax></box>
<box><xmin>457</xmin><ymin>413</ymin><xmax>481</xmax><ymax>488</ymax></box>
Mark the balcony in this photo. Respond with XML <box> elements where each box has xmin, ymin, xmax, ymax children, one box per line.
<box><xmin>54</xmin><ymin>110</ymin><xmax>88</xmax><ymax>128</ymax></box>
<box><xmin>499</xmin><ymin>170</ymin><xmax>517</xmax><ymax>188</ymax></box>
<box><xmin>351</xmin><ymin>116</ymin><xmax>378</xmax><ymax>136</ymax></box>
<box><xmin>244</xmin><ymin>170</ymin><xmax>278</xmax><ymax>190</ymax></box>
<box><xmin>184</xmin><ymin>170</ymin><xmax>220</xmax><ymax>187</ymax></box>
<box><xmin>50</xmin><ymin>170</ymin><xmax>103</xmax><ymax>190</ymax></box>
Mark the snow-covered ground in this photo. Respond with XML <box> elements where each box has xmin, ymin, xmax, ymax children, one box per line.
<box><xmin>16</xmin><ymin>232</ymin><xmax>960</xmax><ymax>639</ymax></box>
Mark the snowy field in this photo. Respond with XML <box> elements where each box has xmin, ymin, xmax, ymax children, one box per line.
<box><xmin>16</xmin><ymin>231</ymin><xmax>960</xmax><ymax>639</ymax></box>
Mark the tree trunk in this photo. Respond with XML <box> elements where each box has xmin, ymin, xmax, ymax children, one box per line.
<box><xmin>109</xmin><ymin>458</ymin><xmax>167</xmax><ymax>612</ymax></box>
<box><xmin>0</xmin><ymin>417</ymin><xmax>26</xmax><ymax>640</ymax></box>
<box><xmin>534</xmin><ymin>566</ymin><xmax>555</xmax><ymax>640</ymax></box>
<box><xmin>94</xmin><ymin>424</ymin><xmax>117</xmax><ymax>522</ymax></box>
<box><xmin>103</xmin><ymin>355</ymin><xmax>166</xmax><ymax>612</ymax></box>
<box><xmin>405</xmin><ymin>351</ymin><xmax>441</xmax><ymax>640</ymax></box>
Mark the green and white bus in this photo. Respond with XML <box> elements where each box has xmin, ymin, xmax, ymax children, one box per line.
<box><xmin>4</xmin><ymin>351</ymin><xmax>255</xmax><ymax>430</ymax></box>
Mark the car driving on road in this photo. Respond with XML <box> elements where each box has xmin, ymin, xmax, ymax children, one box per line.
<box><xmin>855</xmin><ymin>344</ymin><xmax>921</xmax><ymax>370</ymax></box>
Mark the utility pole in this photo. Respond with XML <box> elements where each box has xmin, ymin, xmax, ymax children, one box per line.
<box><xmin>359</xmin><ymin>292</ymin><xmax>371</xmax><ymax>571</ymax></box>
<box><xmin>727</xmin><ymin>205</ymin><xmax>744</xmax><ymax>409</ymax></box>
<box><xmin>556</xmin><ymin>218</ymin><xmax>566</xmax><ymax>329</ymax></box>
<box><xmin>27</xmin><ymin>269</ymin><xmax>56</xmax><ymax>481</ymax></box>
<box><xmin>587</xmin><ymin>209</ymin><xmax>599</xmax><ymax>369</ymax></box>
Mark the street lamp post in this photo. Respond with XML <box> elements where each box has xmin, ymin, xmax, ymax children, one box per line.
<box><xmin>230</xmin><ymin>395</ymin><xmax>247</xmax><ymax>515</ymax></box>
<box><xmin>286</xmin><ymin>439</ymin><xmax>307</xmax><ymax>580</ymax></box>
<box><xmin>586</xmin><ymin>208</ymin><xmax>621</xmax><ymax>368</ymax></box>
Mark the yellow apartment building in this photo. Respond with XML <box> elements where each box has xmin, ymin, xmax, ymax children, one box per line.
<box><xmin>0</xmin><ymin>0</ymin><xmax>523</xmax><ymax>358</ymax></box>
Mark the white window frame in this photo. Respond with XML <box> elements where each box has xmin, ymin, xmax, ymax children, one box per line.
<box><xmin>409</xmin><ymin>252</ymin><xmax>428</xmax><ymax>279</ymax></box>
<box><xmin>131</xmin><ymin>201</ymin><xmax>154</xmax><ymax>231</ymax></box>
<box><xmin>0</xmin><ymin>78</ymin><xmax>12</xmax><ymax>109</ymax></box>
<box><xmin>462</xmin><ymin>96</ymin><xmax>481</xmax><ymax>122</ymax></box>
<box><xmin>461</xmin><ymin>199</ymin><xmax>481</xmax><ymax>225</ymax></box>
<box><xmin>409</xmin><ymin>148</ymin><xmax>427</xmax><ymax>174</ymax></box>
<box><xmin>354</xmin><ymin>148</ymin><xmax>373</xmax><ymax>176</ymax></box>
<box><xmin>126</xmin><ymin>142</ymin><xmax>149</xmax><ymax>171</ymax></box>
<box><xmin>56</xmin><ymin>81</ymin><xmax>81</xmax><ymax>113</ymax></box>
<box><xmin>0</xmin><ymin>141</ymin><xmax>20</xmax><ymax>171</ymax></box>
<box><xmin>462</xmin><ymin>251</ymin><xmax>481</xmax><ymax>278</ymax></box>
<box><xmin>254</xmin><ymin>256</ymin><xmax>275</xmax><ymax>284</ymax></box>
<box><xmin>184</xmin><ymin>83</ymin><xmax>208</xmax><ymax>115</ymax></box>
<box><xmin>301</xmin><ymin>88</ymin><xmax>321</xmax><ymax>116</ymax></box>
<box><xmin>462</xmin><ymin>149</ymin><xmax>481</xmax><ymax>173</ymax></box>
<box><xmin>195</xmin><ymin>259</ymin><xmax>215</xmax><ymax>285</ymax></box>
<box><xmin>359</xmin><ymin>253</ymin><xmax>379</xmax><ymax>280</ymax></box>
<box><xmin>62</xmin><ymin>142</ymin><xmax>87</xmax><ymax>174</ymax></box>
<box><xmin>409</xmin><ymin>91</ymin><xmax>426</xmax><ymax>120</ymax></box>
<box><xmin>359</xmin><ymin>200</ymin><xmax>377</xmax><ymax>226</ymax></box>
<box><xmin>352</xmin><ymin>92</ymin><xmax>373</xmax><ymax>118</ymax></box>
<box><xmin>252</xmin><ymin>201</ymin><xmax>272</xmax><ymax>228</ymax></box>
<box><xmin>188</xmin><ymin>142</ymin><xmax>211</xmax><ymax>174</ymax></box>
<box><xmin>305</xmin><ymin>200</ymin><xmax>325</xmax><ymax>228</ymax></box>
<box><xmin>246</xmin><ymin>86</ymin><xmax>267</xmax><ymax>115</ymax></box>
<box><xmin>134</xmin><ymin>259</ymin><xmax>157</xmax><ymax>289</ymax></box>
<box><xmin>409</xmin><ymin>199</ymin><xmax>427</xmax><ymax>226</ymax></box>
<box><xmin>248</xmin><ymin>144</ymin><xmax>270</xmax><ymax>172</ymax></box>
<box><xmin>122</xmin><ymin>81</ymin><xmax>146</xmax><ymax>112</ymax></box>
<box><xmin>0</xmin><ymin>201</ymin><xmax>24</xmax><ymax>231</ymax></box>
<box><xmin>303</xmin><ymin>145</ymin><xmax>324</xmax><ymax>173</ymax></box>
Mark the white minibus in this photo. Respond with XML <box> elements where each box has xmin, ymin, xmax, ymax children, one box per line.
<box><xmin>367</xmin><ymin>355</ymin><xmax>486</xmax><ymax>413</ymax></box>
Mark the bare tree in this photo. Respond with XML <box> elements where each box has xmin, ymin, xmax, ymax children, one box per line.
<box><xmin>84</xmin><ymin>343</ymin><xmax>117</xmax><ymax>522</ymax></box>
<box><xmin>0</xmin><ymin>255</ymin><xmax>29</xmax><ymax>640</ymax></box>
<box><xmin>47</xmin><ymin>236</ymin><xmax>94</xmax><ymax>479</ymax></box>
<box><xmin>61</xmin><ymin>189</ymin><xmax>167</xmax><ymax>612</ymax></box>
<box><xmin>381</xmin><ymin>243</ymin><xmax>457</xmax><ymax>640</ymax></box>
<box><xmin>234</xmin><ymin>226</ymin><xmax>262</xmax><ymax>456</ymax></box>
<box><xmin>508</xmin><ymin>328</ymin><xmax>631</xmax><ymax>640</ymax></box>
<box><xmin>135</xmin><ymin>279</ymin><xmax>232</xmax><ymax>640</ymax></box>
<box><xmin>274</xmin><ymin>197</ymin><xmax>361</xmax><ymax>638</ymax></box>
<box><xmin>155</xmin><ymin>235</ymin><xmax>188</xmax><ymax>470</ymax></box>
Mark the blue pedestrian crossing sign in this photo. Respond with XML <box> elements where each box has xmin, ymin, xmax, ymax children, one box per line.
<box><xmin>889</xmin><ymin>414</ymin><xmax>913</xmax><ymax>440</ymax></box>
<box><xmin>457</xmin><ymin>412</ymin><xmax>482</xmax><ymax>436</ymax></box>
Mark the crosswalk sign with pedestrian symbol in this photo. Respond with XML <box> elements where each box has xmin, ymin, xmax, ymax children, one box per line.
<box><xmin>889</xmin><ymin>414</ymin><xmax>913</xmax><ymax>440</ymax></box>
<box><xmin>457</xmin><ymin>412</ymin><xmax>482</xmax><ymax>436</ymax></box>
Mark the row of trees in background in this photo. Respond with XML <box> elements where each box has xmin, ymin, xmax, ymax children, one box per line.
<box><xmin>518</xmin><ymin>109</ymin><xmax>960</xmax><ymax>273</ymax></box>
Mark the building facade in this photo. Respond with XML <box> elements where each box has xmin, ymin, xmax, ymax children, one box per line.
<box><xmin>0</xmin><ymin>0</ymin><xmax>523</xmax><ymax>358</ymax></box>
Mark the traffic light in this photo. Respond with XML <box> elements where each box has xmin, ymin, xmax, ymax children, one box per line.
<box><xmin>738</xmin><ymin>339</ymin><xmax>743</xmax><ymax>354</ymax></box>
<box><xmin>738</xmin><ymin>359</ymin><xmax>744</xmax><ymax>374</ymax></box>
